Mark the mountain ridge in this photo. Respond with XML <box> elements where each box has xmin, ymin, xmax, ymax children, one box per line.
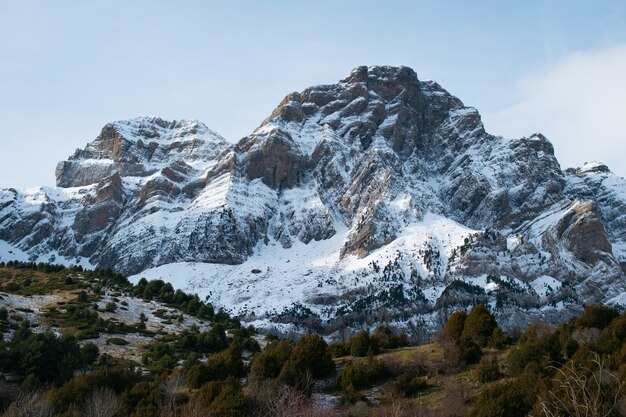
<box><xmin>1</xmin><ymin>65</ymin><xmax>625</xmax><ymax>337</ymax></box>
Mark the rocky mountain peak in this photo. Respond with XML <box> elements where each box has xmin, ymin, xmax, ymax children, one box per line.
<box><xmin>2</xmin><ymin>67</ymin><xmax>626</xmax><ymax>336</ymax></box>
<box><xmin>240</xmin><ymin>66</ymin><xmax>476</xmax><ymax>196</ymax></box>
<box><xmin>342</xmin><ymin>65</ymin><xmax>417</xmax><ymax>88</ymax></box>
<box><xmin>107</xmin><ymin>116</ymin><xmax>220</xmax><ymax>144</ymax></box>
<box><xmin>55</xmin><ymin>117</ymin><xmax>230</xmax><ymax>188</ymax></box>
<box><xmin>577</xmin><ymin>161</ymin><xmax>612</xmax><ymax>175</ymax></box>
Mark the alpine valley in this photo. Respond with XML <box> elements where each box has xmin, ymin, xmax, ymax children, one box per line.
<box><xmin>2</xmin><ymin>66</ymin><xmax>625</xmax><ymax>339</ymax></box>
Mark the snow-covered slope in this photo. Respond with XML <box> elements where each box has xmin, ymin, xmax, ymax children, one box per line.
<box><xmin>2</xmin><ymin>67</ymin><xmax>626</xmax><ymax>337</ymax></box>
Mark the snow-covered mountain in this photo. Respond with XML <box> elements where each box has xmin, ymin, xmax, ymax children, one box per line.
<box><xmin>2</xmin><ymin>66</ymin><xmax>625</xmax><ymax>338</ymax></box>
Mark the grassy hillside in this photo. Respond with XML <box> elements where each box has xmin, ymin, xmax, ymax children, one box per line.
<box><xmin>1</xmin><ymin>262</ymin><xmax>625</xmax><ymax>417</ymax></box>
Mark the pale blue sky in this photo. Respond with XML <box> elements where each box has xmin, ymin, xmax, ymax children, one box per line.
<box><xmin>2</xmin><ymin>0</ymin><xmax>626</xmax><ymax>188</ymax></box>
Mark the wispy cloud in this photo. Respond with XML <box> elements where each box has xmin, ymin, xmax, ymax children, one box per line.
<box><xmin>483</xmin><ymin>44</ymin><xmax>626</xmax><ymax>178</ymax></box>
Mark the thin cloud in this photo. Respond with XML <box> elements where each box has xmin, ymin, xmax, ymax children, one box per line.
<box><xmin>483</xmin><ymin>44</ymin><xmax>626</xmax><ymax>178</ymax></box>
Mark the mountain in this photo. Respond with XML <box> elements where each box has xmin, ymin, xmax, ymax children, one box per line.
<box><xmin>2</xmin><ymin>66</ymin><xmax>625</xmax><ymax>338</ymax></box>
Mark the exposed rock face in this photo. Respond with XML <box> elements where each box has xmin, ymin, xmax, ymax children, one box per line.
<box><xmin>556</xmin><ymin>201</ymin><xmax>612</xmax><ymax>264</ymax></box>
<box><xmin>239</xmin><ymin>129</ymin><xmax>305</xmax><ymax>189</ymax></box>
<box><xmin>2</xmin><ymin>67</ymin><xmax>626</xmax><ymax>335</ymax></box>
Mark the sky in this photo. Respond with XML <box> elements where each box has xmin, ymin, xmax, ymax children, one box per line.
<box><xmin>1</xmin><ymin>0</ymin><xmax>626</xmax><ymax>188</ymax></box>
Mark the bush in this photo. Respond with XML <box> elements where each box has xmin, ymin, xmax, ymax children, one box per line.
<box><xmin>206</xmin><ymin>344</ymin><xmax>246</xmax><ymax>380</ymax></box>
<box><xmin>194</xmin><ymin>380</ymin><xmax>222</xmax><ymax>405</ymax></box>
<box><xmin>394</xmin><ymin>373</ymin><xmax>428</xmax><ymax>397</ymax></box>
<box><xmin>77</xmin><ymin>290</ymin><xmax>89</xmax><ymax>303</ymax></box>
<box><xmin>488</xmin><ymin>327</ymin><xmax>508</xmax><ymax>349</ymax></box>
<box><xmin>350</xmin><ymin>331</ymin><xmax>378</xmax><ymax>357</ymax></box>
<box><xmin>20</xmin><ymin>373</ymin><xmax>40</xmax><ymax>391</ymax></box>
<box><xmin>77</xmin><ymin>329</ymin><xmax>100</xmax><ymax>340</ymax></box>
<box><xmin>277</xmin><ymin>359</ymin><xmax>312</xmax><ymax>393</ymax></box>
<box><xmin>339</xmin><ymin>357</ymin><xmax>389</xmax><ymax>390</ymax></box>
<box><xmin>10</xmin><ymin>330</ymin><xmax>93</xmax><ymax>385</ymax></box>
<box><xmin>187</xmin><ymin>363</ymin><xmax>211</xmax><ymax>389</ymax></box>
<box><xmin>81</xmin><ymin>342</ymin><xmax>100</xmax><ymax>365</ymax></box>
<box><xmin>328</xmin><ymin>342</ymin><xmax>350</xmax><ymax>358</ymax></box>
<box><xmin>187</xmin><ymin>345</ymin><xmax>245</xmax><ymax>388</ymax></box>
<box><xmin>458</xmin><ymin>336</ymin><xmax>482</xmax><ymax>364</ymax></box>
<box><xmin>250</xmin><ymin>335</ymin><xmax>333</xmax><ymax>393</ymax></box>
<box><xmin>142</xmin><ymin>341</ymin><xmax>177</xmax><ymax>374</ymax></box>
<box><xmin>339</xmin><ymin>362</ymin><xmax>370</xmax><ymax>390</ymax></box>
<box><xmin>289</xmin><ymin>334</ymin><xmax>335</xmax><ymax>378</ymax></box>
<box><xmin>193</xmin><ymin>377</ymin><xmax>251</xmax><ymax>417</ymax></box>
<box><xmin>124</xmin><ymin>381</ymin><xmax>161</xmax><ymax>416</ymax></box>
<box><xmin>471</xmin><ymin>380</ymin><xmax>530</xmax><ymax>417</ymax></box>
<box><xmin>507</xmin><ymin>327</ymin><xmax>561</xmax><ymax>376</ymax></box>
<box><xmin>471</xmin><ymin>366</ymin><xmax>541</xmax><ymax>417</ymax></box>
<box><xmin>106</xmin><ymin>337</ymin><xmax>129</xmax><ymax>346</ymax></box>
<box><xmin>249</xmin><ymin>339</ymin><xmax>293</xmax><ymax>381</ymax></box>
<box><xmin>371</xmin><ymin>325</ymin><xmax>408</xmax><ymax>350</ymax></box>
<box><xmin>596</xmin><ymin>314</ymin><xmax>626</xmax><ymax>354</ymax></box>
<box><xmin>445</xmin><ymin>311</ymin><xmax>467</xmax><ymax>342</ymax></box>
<box><xmin>577</xmin><ymin>305</ymin><xmax>619</xmax><ymax>330</ymax></box>
<box><xmin>461</xmin><ymin>304</ymin><xmax>497</xmax><ymax>347</ymax></box>
<box><xmin>50</xmin><ymin>366</ymin><xmax>140</xmax><ymax>412</ymax></box>
<box><xmin>475</xmin><ymin>357</ymin><xmax>501</xmax><ymax>383</ymax></box>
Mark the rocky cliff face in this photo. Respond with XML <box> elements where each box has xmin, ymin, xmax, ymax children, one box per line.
<box><xmin>2</xmin><ymin>66</ymin><xmax>626</xmax><ymax>337</ymax></box>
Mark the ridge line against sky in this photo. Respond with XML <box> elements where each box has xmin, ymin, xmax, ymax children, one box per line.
<box><xmin>1</xmin><ymin>1</ymin><xmax>626</xmax><ymax>188</ymax></box>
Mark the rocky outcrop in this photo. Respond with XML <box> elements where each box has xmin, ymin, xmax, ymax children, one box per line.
<box><xmin>556</xmin><ymin>201</ymin><xmax>612</xmax><ymax>264</ymax></box>
<box><xmin>239</xmin><ymin>129</ymin><xmax>305</xmax><ymax>189</ymax></box>
<box><xmin>73</xmin><ymin>173</ymin><xmax>124</xmax><ymax>236</ymax></box>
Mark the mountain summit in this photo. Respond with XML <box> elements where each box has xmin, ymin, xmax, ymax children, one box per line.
<box><xmin>2</xmin><ymin>66</ymin><xmax>625</xmax><ymax>336</ymax></box>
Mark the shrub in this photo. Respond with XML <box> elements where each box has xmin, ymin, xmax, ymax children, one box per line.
<box><xmin>106</xmin><ymin>337</ymin><xmax>128</xmax><ymax>346</ymax></box>
<box><xmin>471</xmin><ymin>380</ymin><xmax>531</xmax><ymax>417</ymax></box>
<box><xmin>371</xmin><ymin>325</ymin><xmax>408</xmax><ymax>350</ymax></box>
<box><xmin>20</xmin><ymin>373</ymin><xmax>41</xmax><ymax>391</ymax></box>
<box><xmin>475</xmin><ymin>357</ymin><xmax>501</xmax><ymax>383</ymax></box>
<box><xmin>249</xmin><ymin>339</ymin><xmax>293</xmax><ymax>381</ymax></box>
<box><xmin>50</xmin><ymin>366</ymin><xmax>140</xmax><ymax>412</ymax></box>
<box><xmin>471</xmin><ymin>365</ymin><xmax>542</xmax><ymax>417</ymax></box>
<box><xmin>339</xmin><ymin>357</ymin><xmax>389</xmax><ymax>391</ymax></box>
<box><xmin>577</xmin><ymin>305</ymin><xmax>619</xmax><ymax>330</ymax></box>
<box><xmin>194</xmin><ymin>377</ymin><xmax>251</xmax><ymax>417</ymax></box>
<box><xmin>488</xmin><ymin>327</ymin><xmax>508</xmax><ymax>349</ymax></box>
<box><xmin>445</xmin><ymin>311</ymin><xmax>467</xmax><ymax>342</ymax></box>
<box><xmin>206</xmin><ymin>344</ymin><xmax>246</xmax><ymax>380</ymax></box>
<box><xmin>77</xmin><ymin>290</ymin><xmax>89</xmax><ymax>303</ymax></box>
<box><xmin>142</xmin><ymin>341</ymin><xmax>177</xmax><ymax>374</ymax></box>
<box><xmin>339</xmin><ymin>362</ymin><xmax>370</xmax><ymax>390</ymax></box>
<box><xmin>251</xmin><ymin>335</ymin><xmax>333</xmax><ymax>393</ymax></box>
<box><xmin>458</xmin><ymin>336</ymin><xmax>482</xmax><ymax>364</ymax></box>
<box><xmin>81</xmin><ymin>342</ymin><xmax>99</xmax><ymax>365</ymax></box>
<box><xmin>187</xmin><ymin>363</ymin><xmax>211</xmax><ymax>389</ymax></box>
<box><xmin>350</xmin><ymin>331</ymin><xmax>378</xmax><ymax>357</ymax></box>
<box><xmin>461</xmin><ymin>304</ymin><xmax>497</xmax><ymax>347</ymax></box>
<box><xmin>277</xmin><ymin>359</ymin><xmax>312</xmax><ymax>393</ymax></box>
<box><xmin>10</xmin><ymin>330</ymin><xmax>92</xmax><ymax>385</ymax></box>
<box><xmin>596</xmin><ymin>314</ymin><xmax>626</xmax><ymax>354</ymax></box>
<box><xmin>187</xmin><ymin>345</ymin><xmax>245</xmax><ymax>389</ymax></box>
<box><xmin>507</xmin><ymin>328</ymin><xmax>561</xmax><ymax>376</ymax></box>
<box><xmin>394</xmin><ymin>373</ymin><xmax>428</xmax><ymax>397</ymax></box>
<box><xmin>328</xmin><ymin>342</ymin><xmax>350</xmax><ymax>358</ymax></box>
<box><xmin>123</xmin><ymin>381</ymin><xmax>161</xmax><ymax>416</ymax></box>
<box><xmin>77</xmin><ymin>329</ymin><xmax>100</xmax><ymax>340</ymax></box>
<box><xmin>289</xmin><ymin>334</ymin><xmax>335</xmax><ymax>378</ymax></box>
